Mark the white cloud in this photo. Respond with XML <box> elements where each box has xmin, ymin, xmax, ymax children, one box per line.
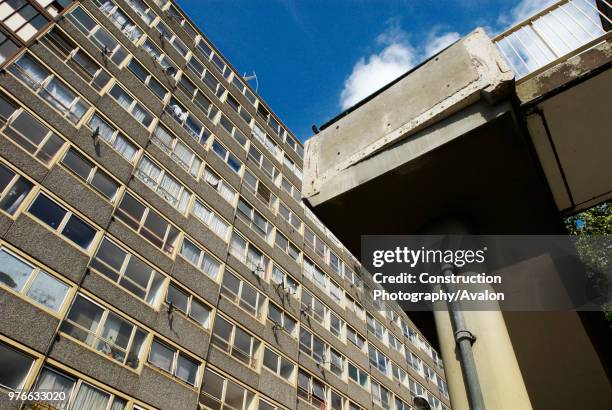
<box><xmin>339</xmin><ymin>24</ymin><xmax>462</xmax><ymax>110</ymax></box>
<box><xmin>498</xmin><ymin>0</ymin><xmax>557</xmax><ymax>29</ymax></box>
<box><xmin>424</xmin><ymin>28</ymin><xmax>461</xmax><ymax>57</ymax></box>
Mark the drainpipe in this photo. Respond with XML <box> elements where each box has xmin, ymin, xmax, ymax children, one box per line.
<box><xmin>442</xmin><ymin>263</ymin><xmax>486</xmax><ymax>410</ymax></box>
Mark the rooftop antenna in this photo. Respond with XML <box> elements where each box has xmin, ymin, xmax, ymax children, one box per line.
<box><xmin>243</xmin><ymin>72</ymin><xmax>258</xmax><ymax>92</ymax></box>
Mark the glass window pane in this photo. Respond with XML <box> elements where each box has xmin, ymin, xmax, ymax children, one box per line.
<box><xmin>62</xmin><ymin>214</ymin><xmax>96</xmax><ymax>249</ymax></box>
<box><xmin>0</xmin><ymin>342</ymin><xmax>34</xmax><ymax>390</ymax></box>
<box><xmin>0</xmin><ymin>248</ymin><xmax>34</xmax><ymax>291</ymax></box>
<box><xmin>29</xmin><ymin>194</ymin><xmax>67</xmax><ymax>229</ymax></box>
<box><xmin>148</xmin><ymin>339</ymin><xmax>174</xmax><ymax>372</ymax></box>
<box><xmin>176</xmin><ymin>354</ymin><xmax>198</xmax><ymax>385</ymax></box>
<box><xmin>166</xmin><ymin>284</ymin><xmax>188</xmax><ymax>313</ymax></box>
<box><xmin>26</xmin><ymin>270</ymin><xmax>69</xmax><ymax>312</ymax></box>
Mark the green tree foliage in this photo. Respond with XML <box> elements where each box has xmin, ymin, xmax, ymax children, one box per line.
<box><xmin>564</xmin><ymin>201</ymin><xmax>611</xmax><ymax>327</ymax></box>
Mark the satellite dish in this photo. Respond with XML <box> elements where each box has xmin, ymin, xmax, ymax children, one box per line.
<box><xmin>413</xmin><ymin>397</ymin><xmax>431</xmax><ymax>410</ymax></box>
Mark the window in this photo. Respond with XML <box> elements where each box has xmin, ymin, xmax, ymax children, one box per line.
<box><xmin>0</xmin><ymin>247</ymin><xmax>70</xmax><ymax>312</ymax></box>
<box><xmin>0</xmin><ymin>93</ymin><xmax>64</xmax><ymax>165</ymax></box>
<box><xmin>252</xmin><ymin>123</ymin><xmax>282</xmax><ymax>160</ymax></box>
<box><xmin>263</xmin><ymin>347</ymin><xmax>295</xmax><ymax>382</ymax></box>
<box><xmin>0</xmin><ymin>341</ymin><xmax>34</xmax><ymax>391</ymax></box>
<box><xmin>166</xmin><ymin>98</ymin><xmax>212</xmax><ymax>144</ymax></box>
<box><xmin>191</xmin><ymin>199</ymin><xmax>230</xmax><ymax>239</ymax></box>
<box><xmin>61</xmin><ymin>148</ymin><xmax>119</xmax><ymax>201</ymax></box>
<box><xmin>127</xmin><ymin>58</ymin><xmax>168</xmax><ymax>100</ymax></box>
<box><xmin>297</xmin><ymin>369</ymin><xmax>326</xmax><ymax>408</ymax></box>
<box><xmin>283</xmin><ymin>154</ymin><xmax>302</xmax><ymax>181</ymax></box>
<box><xmin>300</xmin><ymin>291</ymin><xmax>326</xmax><ymax>326</ymax></box>
<box><xmin>270</xmin><ymin>264</ymin><xmax>299</xmax><ymax>297</ymax></box>
<box><xmin>28</xmin><ymin>193</ymin><xmax>97</xmax><ymax>250</ymax></box>
<box><xmin>226</xmin><ymin>94</ymin><xmax>252</xmax><ymax>126</ymax></box>
<box><xmin>155</xmin><ymin>20</ymin><xmax>188</xmax><ymax>58</ymax></box>
<box><xmin>328</xmin><ymin>251</ymin><xmax>341</xmax><ymax>274</ymax></box>
<box><xmin>369</xmin><ymin>346</ymin><xmax>389</xmax><ymax>376</ymax></box>
<box><xmin>391</xmin><ymin>362</ymin><xmax>407</xmax><ymax>384</ymax></box>
<box><xmin>344</xmin><ymin>292</ymin><xmax>365</xmax><ymax>320</ymax></box>
<box><xmin>187</xmin><ymin>54</ymin><xmax>226</xmax><ymax>99</ymax></box>
<box><xmin>367</xmin><ymin>314</ymin><xmax>387</xmax><ymax>342</ymax></box>
<box><xmin>347</xmin><ymin>325</ymin><xmax>366</xmax><ymax>350</ymax></box>
<box><xmin>277</xmin><ymin>202</ymin><xmax>301</xmax><ymax>231</ymax></box>
<box><xmin>40</xmin><ymin>27</ymin><xmax>112</xmax><ymax>92</ymax></box>
<box><xmin>274</xmin><ymin>231</ymin><xmax>301</xmax><ymax>263</ymax></box>
<box><xmin>388</xmin><ymin>334</ymin><xmax>404</xmax><ymax>356</ymax></box>
<box><xmin>0</xmin><ymin>162</ymin><xmax>32</xmax><ymax>215</ymax></box>
<box><xmin>148</xmin><ymin>338</ymin><xmax>200</xmax><ymax>385</ymax></box>
<box><xmin>328</xmin><ymin>280</ymin><xmax>343</xmax><ymax>304</ymax></box>
<box><xmin>329</xmin><ymin>348</ymin><xmax>344</xmax><ymax>378</ymax></box>
<box><xmin>211</xmin><ymin>316</ymin><xmax>260</xmax><ymax>367</ymax></box>
<box><xmin>61</xmin><ymin>293</ymin><xmax>147</xmax><ymax>368</ymax></box>
<box><xmin>87</xmin><ymin>113</ymin><xmax>139</xmax><ymax>162</ymax></box>
<box><xmin>179</xmin><ymin>237</ymin><xmax>221</xmax><ymax>280</ymax></box>
<box><xmin>220</xmin><ymin>270</ymin><xmax>264</xmax><ymax>318</ymax></box>
<box><xmin>0</xmin><ymin>0</ymin><xmax>48</xmax><ymax>41</ymax></box>
<box><xmin>152</xmin><ymin>125</ymin><xmax>202</xmax><ymax>178</ymax></box>
<box><xmin>0</xmin><ymin>30</ymin><xmax>19</xmax><ymax>65</ymax></box>
<box><xmin>280</xmin><ymin>176</ymin><xmax>301</xmax><ymax>202</ymax></box>
<box><xmin>406</xmin><ymin>351</ymin><xmax>423</xmax><ymax>375</ymax></box>
<box><xmin>237</xmin><ymin>197</ymin><xmax>272</xmax><ymax>241</ymax></box>
<box><xmin>200</xmin><ymin>368</ymin><xmax>255</xmax><ymax>410</ymax></box>
<box><xmin>166</xmin><ymin>282</ymin><xmax>211</xmax><ymax>328</ymax></box>
<box><xmin>90</xmin><ymin>237</ymin><xmax>165</xmax><ymax>305</ymax></box>
<box><xmin>395</xmin><ymin>398</ymin><xmax>411</xmax><ymax>410</ymax></box>
<box><xmin>108</xmin><ymin>83</ymin><xmax>153</xmax><ymax>128</ymax></box>
<box><xmin>114</xmin><ymin>192</ymin><xmax>180</xmax><ymax>254</ymax></box>
<box><xmin>348</xmin><ymin>362</ymin><xmax>369</xmax><ymax>389</ymax></box>
<box><xmin>177</xmin><ymin>75</ymin><xmax>219</xmax><ymax>120</ymax></box>
<box><xmin>299</xmin><ymin>327</ymin><xmax>325</xmax><ymax>364</ymax></box>
<box><xmin>94</xmin><ymin>0</ymin><xmax>143</xmax><ymax>43</ymax></box>
<box><xmin>285</xmin><ymin>134</ymin><xmax>304</xmax><ymax>158</ymax></box>
<box><xmin>248</xmin><ymin>145</ymin><xmax>278</xmax><ymax>181</ymax></box>
<box><xmin>66</xmin><ymin>7</ymin><xmax>128</xmax><ymax>66</ymax></box>
<box><xmin>371</xmin><ymin>380</ymin><xmax>391</xmax><ymax>410</ymax></box>
<box><xmin>304</xmin><ymin>227</ymin><xmax>327</xmax><ymax>261</ymax></box>
<box><xmin>229</xmin><ymin>232</ymin><xmax>270</xmax><ymax>276</ymax></box>
<box><xmin>135</xmin><ymin>155</ymin><xmax>192</xmax><ymax>213</ymax></box>
<box><xmin>329</xmin><ymin>311</ymin><xmax>343</xmax><ymax>339</ymax></box>
<box><xmin>124</xmin><ymin>0</ymin><xmax>156</xmax><ymax>25</ymax></box>
<box><xmin>218</xmin><ymin>113</ymin><xmax>247</xmax><ymax>147</ymax></box>
<box><xmin>141</xmin><ymin>38</ymin><xmax>177</xmax><ymax>74</ymax></box>
<box><xmin>231</xmin><ymin>76</ymin><xmax>257</xmax><ymax>106</ymax></box>
<box><xmin>203</xmin><ymin>167</ymin><xmax>236</xmax><ymax>204</ymax></box>
<box><xmin>242</xmin><ymin>170</ymin><xmax>276</xmax><ymax>210</ymax></box>
<box><xmin>211</xmin><ymin>139</ymin><xmax>242</xmax><ymax>174</ymax></box>
<box><xmin>409</xmin><ymin>377</ymin><xmax>426</xmax><ymax>398</ymax></box>
<box><xmin>267</xmin><ymin>302</ymin><xmax>297</xmax><ymax>336</ymax></box>
<box><xmin>31</xmin><ymin>365</ymin><xmax>129</xmax><ymax>409</ymax></box>
<box><xmin>9</xmin><ymin>54</ymin><xmax>91</xmax><ymax>124</ymax></box>
<box><xmin>166</xmin><ymin>3</ymin><xmax>197</xmax><ymax>39</ymax></box>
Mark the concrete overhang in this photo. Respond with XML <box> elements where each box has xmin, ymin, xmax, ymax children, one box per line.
<box><xmin>301</xmin><ymin>29</ymin><xmax>567</xmax><ymax>253</ymax></box>
<box><xmin>302</xmin><ymin>28</ymin><xmax>515</xmax><ymax>208</ymax></box>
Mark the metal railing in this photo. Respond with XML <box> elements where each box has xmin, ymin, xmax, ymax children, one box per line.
<box><xmin>494</xmin><ymin>0</ymin><xmax>611</xmax><ymax>79</ymax></box>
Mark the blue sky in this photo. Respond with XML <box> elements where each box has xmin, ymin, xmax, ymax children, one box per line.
<box><xmin>176</xmin><ymin>0</ymin><xmax>555</xmax><ymax>142</ymax></box>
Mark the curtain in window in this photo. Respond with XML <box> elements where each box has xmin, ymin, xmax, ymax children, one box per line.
<box><xmin>113</xmin><ymin>134</ymin><xmax>137</xmax><ymax>161</ymax></box>
<box><xmin>177</xmin><ymin>190</ymin><xmax>191</xmax><ymax>213</ymax></box>
<box><xmin>34</xmin><ymin>368</ymin><xmax>75</xmax><ymax>409</ymax></box>
<box><xmin>89</xmin><ymin>115</ymin><xmax>114</xmax><ymax>142</ymax></box>
<box><xmin>181</xmin><ymin>240</ymin><xmax>200</xmax><ymax>265</ymax></box>
<box><xmin>219</xmin><ymin>183</ymin><xmax>235</xmax><ymax>203</ymax></box>
<box><xmin>44</xmin><ymin>79</ymin><xmax>75</xmax><ymax>114</ymax></box>
<box><xmin>153</xmin><ymin>126</ymin><xmax>173</xmax><ymax>149</ymax></box>
<box><xmin>110</xmin><ymin>397</ymin><xmax>128</xmax><ymax>410</ymax></box>
<box><xmin>72</xmin><ymin>383</ymin><xmax>111</xmax><ymax>410</ymax></box>
<box><xmin>201</xmin><ymin>254</ymin><xmax>219</xmax><ymax>279</ymax></box>
<box><xmin>131</xmin><ymin>104</ymin><xmax>150</xmax><ymax>126</ymax></box>
<box><xmin>192</xmin><ymin>200</ymin><xmax>212</xmax><ymax>224</ymax></box>
<box><xmin>136</xmin><ymin>157</ymin><xmax>161</xmax><ymax>186</ymax></box>
<box><xmin>204</xmin><ymin>170</ymin><xmax>220</xmax><ymax>187</ymax></box>
<box><xmin>173</xmin><ymin>141</ymin><xmax>192</xmax><ymax>167</ymax></box>
<box><xmin>210</xmin><ymin>215</ymin><xmax>228</xmax><ymax>238</ymax></box>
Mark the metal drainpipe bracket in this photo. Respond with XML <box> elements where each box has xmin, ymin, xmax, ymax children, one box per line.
<box><xmin>455</xmin><ymin>329</ymin><xmax>477</xmax><ymax>345</ymax></box>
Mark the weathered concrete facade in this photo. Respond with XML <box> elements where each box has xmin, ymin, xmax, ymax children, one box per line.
<box><xmin>0</xmin><ymin>1</ymin><xmax>450</xmax><ymax>410</ymax></box>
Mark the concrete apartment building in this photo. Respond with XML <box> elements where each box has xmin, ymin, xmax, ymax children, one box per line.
<box><xmin>0</xmin><ymin>1</ymin><xmax>452</xmax><ymax>410</ymax></box>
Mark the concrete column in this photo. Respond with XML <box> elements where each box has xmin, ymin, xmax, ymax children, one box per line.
<box><xmin>435</xmin><ymin>308</ymin><xmax>532</xmax><ymax>410</ymax></box>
